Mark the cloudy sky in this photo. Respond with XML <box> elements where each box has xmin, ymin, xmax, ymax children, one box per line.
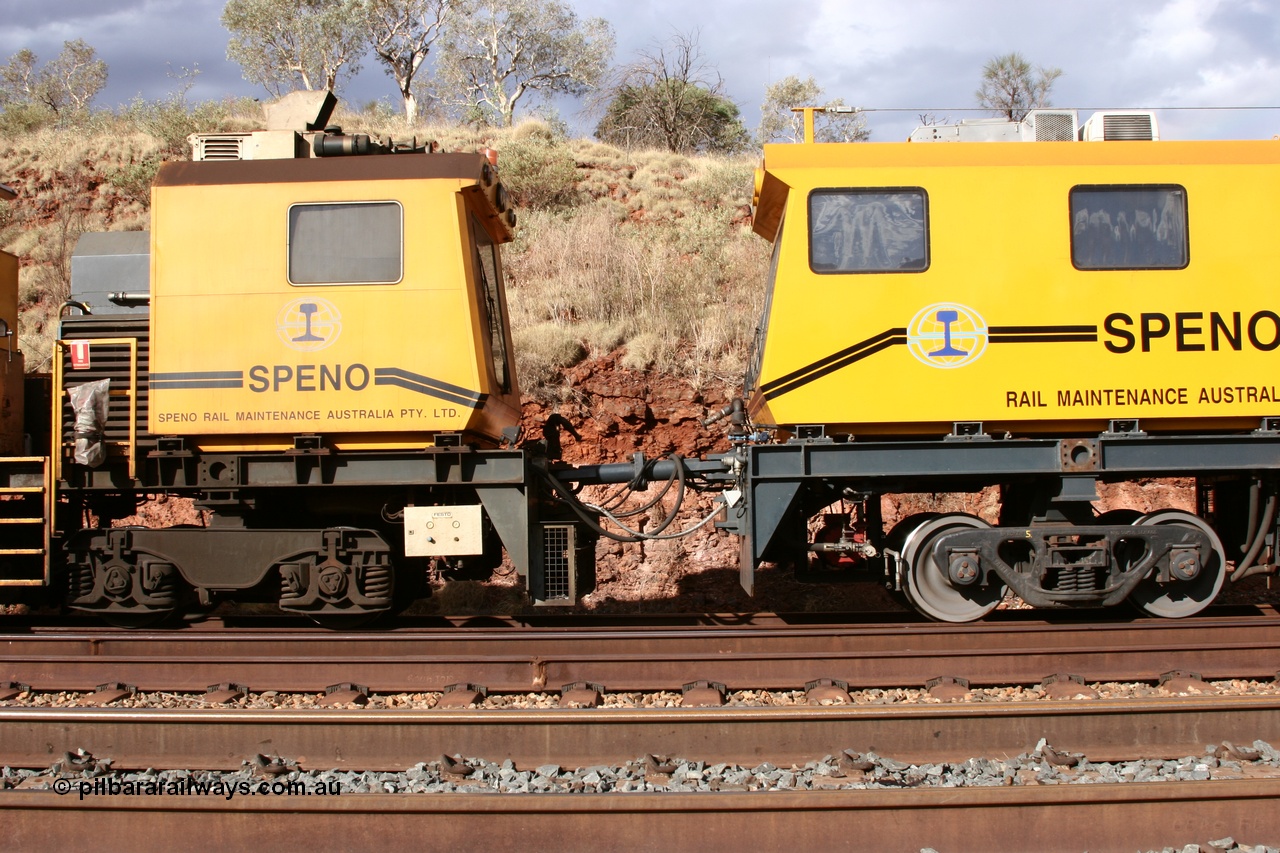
<box><xmin>4</xmin><ymin>0</ymin><xmax>1280</xmax><ymax>141</ymax></box>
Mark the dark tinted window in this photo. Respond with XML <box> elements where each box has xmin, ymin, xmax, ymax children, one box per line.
<box><xmin>288</xmin><ymin>202</ymin><xmax>402</xmax><ymax>285</ymax></box>
<box><xmin>809</xmin><ymin>189</ymin><xmax>928</xmax><ymax>273</ymax></box>
<box><xmin>1070</xmin><ymin>185</ymin><xmax>1188</xmax><ymax>270</ymax></box>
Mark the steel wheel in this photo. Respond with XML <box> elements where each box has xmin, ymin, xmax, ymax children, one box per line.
<box><xmin>901</xmin><ymin>513</ymin><xmax>1005</xmax><ymax>622</ymax></box>
<box><xmin>1128</xmin><ymin>509</ymin><xmax>1225</xmax><ymax>618</ymax></box>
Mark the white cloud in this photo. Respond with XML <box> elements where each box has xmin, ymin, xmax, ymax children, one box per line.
<box><xmin>1131</xmin><ymin>0</ymin><xmax>1221</xmax><ymax>63</ymax></box>
<box><xmin>2</xmin><ymin>0</ymin><xmax>1277</xmax><ymax>138</ymax></box>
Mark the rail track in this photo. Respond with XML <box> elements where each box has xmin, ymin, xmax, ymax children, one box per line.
<box><xmin>4</xmin><ymin>782</ymin><xmax>1279</xmax><ymax>853</ymax></box>
<box><xmin>3</xmin><ymin>609</ymin><xmax>1279</xmax><ymax>851</ymax></box>
<box><xmin>2</xmin><ymin>695</ymin><xmax>1278</xmax><ymax>769</ymax></box>
<box><xmin>4</xmin><ymin>607</ymin><xmax>1280</xmax><ymax>693</ymax></box>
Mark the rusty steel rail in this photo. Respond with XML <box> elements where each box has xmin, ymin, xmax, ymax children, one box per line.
<box><xmin>2</xmin><ymin>695</ymin><xmax>1278</xmax><ymax>770</ymax></box>
<box><xmin>3</xmin><ymin>610</ymin><xmax>1280</xmax><ymax>693</ymax></box>
<box><xmin>3</xmin><ymin>781</ymin><xmax>1279</xmax><ymax>853</ymax></box>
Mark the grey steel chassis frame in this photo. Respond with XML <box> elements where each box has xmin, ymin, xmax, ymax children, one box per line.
<box><xmin>729</xmin><ymin>422</ymin><xmax>1280</xmax><ymax>593</ymax></box>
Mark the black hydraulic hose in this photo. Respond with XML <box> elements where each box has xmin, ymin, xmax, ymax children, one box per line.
<box><xmin>590</xmin><ymin>460</ymin><xmax>724</xmax><ymax>542</ymax></box>
<box><xmin>630</xmin><ymin>454</ymin><xmax>685</xmax><ymax>536</ymax></box>
<box><xmin>598</xmin><ymin>461</ymin><xmax>678</xmax><ymax>517</ymax></box>
<box><xmin>591</xmin><ymin>480</ymin><xmax>636</xmax><ymax>513</ymax></box>
<box><xmin>565</xmin><ymin>458</ymin><xmax>685</xmax><ymax>485</ymax></box>
<box><xmin>540</xmin><ymin>455</ymin><xmax>689</xmax><ymax>542</ymax></box>
<box><xmin>588</xmin><ymin>456</ymin><xmax>685</xmax><ymax>538</ymax></box>
<box><xmin>538</xmin><ymin>467</ymin><xmax>645</xmax><ymax>543</ymax></box>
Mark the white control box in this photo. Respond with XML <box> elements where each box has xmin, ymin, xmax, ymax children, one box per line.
<box><xmin>403</xmin><ymin>504</ymin><xmax>484</xmax><ymax>557</ymax></box>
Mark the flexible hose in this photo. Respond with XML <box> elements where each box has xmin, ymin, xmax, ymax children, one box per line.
<box><xmin>595</xmin><ymin>459</ymin><xmax>678</xmax><ymax>517</ymax></box>
<box><xmin>1231</xmin><ymin>487</ymin><xmax>1276</xmax><ymax>582</ymax></box>
<box><xmin>540</xmin><ymin>457</ymin><xmax>717</xmax><ymax>543</ymax></box>
<box><xmin>1239</xmin><ymin>479</ymin><xmax>1261</xmax><ymax>555</ymax></box>
<box><xmin>582</xmin><ymin>455</ymin><xmax>685</xmax><ymax>537</ymax></box>
<box><xmin>537</xmin><ymin>468</ymin><xmax>646</xmax><ymax>543</ymax></box>
<box><xmin>618</xmin><ymin>502</ymin><xmax>724</xmax><ymax>542</ymax></box>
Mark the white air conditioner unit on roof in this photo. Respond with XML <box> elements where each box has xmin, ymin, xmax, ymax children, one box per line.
<box><xmin>1080</xmin><ymin>111</ymin><xmax>1159</xmax><ymax>142</ymax></box>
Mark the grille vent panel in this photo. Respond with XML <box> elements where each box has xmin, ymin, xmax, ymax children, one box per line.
<box><xmin>541</xmin><ymin>524</ymin><xmax>573</xmax><ymax>602</ymax></box>
<box><xmin>1031</xmin><ymin>112</ymin><xmax>1076</xmax><ymax>141</ymax></box>
<box><xmin>191</xmin><ymin>134</ymin><xmax>249</xmax><ymax>161</ymax></box>
<box><xmin>1103</xmin><ymin>114</ymin><xmax>1155</xmax><ymax>141</ymax></box>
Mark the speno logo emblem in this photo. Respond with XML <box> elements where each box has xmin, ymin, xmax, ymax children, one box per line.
<box><xmin>907</xmin><ymin>303</ymin><xmax>987</xmax><ymax>369</ymax></box>
<box><xmin>277</xmin><ymin>298</ymin><xmax>341</xmax><ymax>353</ymax></box>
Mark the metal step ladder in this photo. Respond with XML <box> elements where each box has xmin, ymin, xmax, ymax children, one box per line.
<box><xmin>0</xmin><ymin>456</ymin><xmax>51</xmax><ymax>586</ymax></box>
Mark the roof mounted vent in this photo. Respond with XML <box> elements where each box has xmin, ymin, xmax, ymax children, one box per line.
<box><xmin>188</xmin><ymin>130</ymin><xmax>309</xmax><ymax>161</ymax></box>
<box><xmin>1080</xmin><ymin>111</ymin><xmax>1158</xmax><ymax>142</ymax></box>
<box><xmin>189</xmin><ymin>133</ymin><xmax>250</xmax><ymax>161</ymax></box>
<box><xmin>1020</xmin><ymin>110</ymin><xmax>1077</xmax><ymax>142</ymax></box>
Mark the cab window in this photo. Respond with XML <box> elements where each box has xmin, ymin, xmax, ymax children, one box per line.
<box><xmin>288</xmin><ymin>201</ymin><xmax>403</xmax><ymax>285</ymax></box>
<box><xmin>746</xmin><ymin>210</ymin><xmax>785</xmax><ymax>392</ymax></box>
<box><xmin>472</xmin><ymin>217</ymin><xmax>511</xmax><ymax>393</ymax></box>
<box><xmin>809</xmin><ymin>189</ymin><xmax>928</xmax><ymax>273</ymax></box>
<box><xmin>1070</xmin><ymin>185</ymin><xmax>1188</xmax><ymax>270</ymax></box>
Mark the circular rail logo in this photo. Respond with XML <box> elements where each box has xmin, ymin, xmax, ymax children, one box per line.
<box><xmin>277</xmin><ymin>298</ymin><xmax>342</xmax><ymax>352</ymax></box>
<box><xmin>906</xmin><ymin>303</ymin><xmax>987</xmax><ymax>369</ymax></box>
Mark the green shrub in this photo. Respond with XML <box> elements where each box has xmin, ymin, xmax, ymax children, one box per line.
<box><xmin>0</xmin><ymin>103</ymin><xmax>57</xmax><ymax>136</ymax></box>
<box><xmin>104</xmin><ymin>158</ymin><xmax>159</xmax><ymax>208</ymax></box>
<box><xmin>497</xmin><ymin>122</ymin><xmax>579</xmax><ymax>210</ymax></box>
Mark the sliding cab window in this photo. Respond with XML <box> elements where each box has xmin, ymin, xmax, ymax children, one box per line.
<box><xmin>288</xmin><ymin>201</ymin><xmax>404</xmax><ymax>285</ymax></box>
<box><xmin>809</xmin><ymin>188</ymin><xmax>928</xmax><ymax>273</ymax></box>
<box><xmin>1070</xmin><ymin>185</ymin><xmax>1188</xmax><ymax>270</ymax></box>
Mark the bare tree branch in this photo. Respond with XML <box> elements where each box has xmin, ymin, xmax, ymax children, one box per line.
<box><xmin>595</xmin><ymin>30</ymin><xmax>748</xmax><ymax>154</ymax></box>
